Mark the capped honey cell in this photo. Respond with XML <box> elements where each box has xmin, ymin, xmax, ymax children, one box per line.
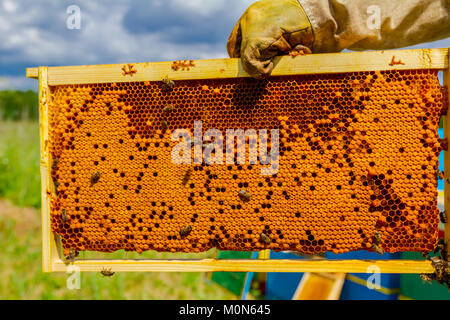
<box><xmin>47</xmin><ymin>69</ymin><xmax>445</xmax><ymax>255</ymax></box>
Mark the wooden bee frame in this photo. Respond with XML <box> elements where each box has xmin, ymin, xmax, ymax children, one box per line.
<box><xmin>27</xmin><ymin>48</ymin><xmax>449</xmax><ymax>273</ymax></box>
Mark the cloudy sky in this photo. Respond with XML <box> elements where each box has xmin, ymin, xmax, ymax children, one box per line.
<box><xmin>0</xmin><ymin>0</ymin><xmax>449</xmax><ymax>91</ymax></box>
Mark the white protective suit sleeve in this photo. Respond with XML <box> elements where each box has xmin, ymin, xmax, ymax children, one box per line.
<box><xmin>297</xmin><ymin>0</ymin><xmax>450</xmax><ymax>52</ymax></box>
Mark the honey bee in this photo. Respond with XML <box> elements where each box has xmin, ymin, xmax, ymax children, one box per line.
<box><xmin>100</xmin><ymin>267</ymin><xmax>115</xmax><ymax>277</ymax></box>
<box><xmin>90</xmin><ymin>171</ymin><xmax>101</xmax><ymax>186</ymax></box>
<box><xmin>260</xmin><ymin>233</ymin><xmax>271</xmax><ymax>245</ymax></box>
<box><xmin>439</xmin><ymin>211</ymin><xmax>448</xmax><ymax>224</ymax></box>
<box><xmin>182</xmin><ymin>169</ymin><xmax>192</xmax><ymax>186</ymax></box>
<box><xmin>53</xmin><ymin>179</ymin><xmax>60</xmax><ymax>196</ymax></box>
<box><xmin>373</xmin><ymin>232</ymin><xmax>382</xmax><ymax>245</ymax></box>
<box><xmin>420</xmin><ymin>273</ymin><xmax>435</xmax><ymax>283</ymax></box>
<box><xmin>180</xmin><ymin>225</ymin><xmax>192</xmax><ymax>238</ymax></box>
<box><xmin>162</xmin><ymin>76</ymin><xmax>175</xmax><ymax>90</ymax></box>
<box><xmin>433</xmin><ymin>239</ymin><xmax>448</xmax><ymax>261</ymax></box>
<box><xmin>52</xmin><ymin>157</ymin><xmax>59</xmax><ymax>170</ymax></box>
<box><xmin>371</xmin><ymin>244</ymin><xmax>383</xmax><ymax>255</ymax></box>
<box><xmin>62</xmin><ymin>209</ymin><xmax>68</xmax><ymax>222</ymax></box>
<box><xmin>162</xmin><ymin>119</ymin><xmax>168</xmax><ymax>132</ymax></box>
<box><xmin>65</xmin><ymin>248</ymin><xmax>78</xmax><ymax>264</ymax></box>
<box><xmin>439</xmin><ymin>138</ymin><xmax>448</xmax><ymax>151</ymax></box>
<box><xmin>437</xmin><ymin>171</ymin><xmax>445</xmax><ymax>180</ymax></box>
<box><xmin>428</xmin><ymin>256</ymin><xmax>446</xmax><ymax>280</ymax></box>
<box><xmin>163</xmin><ymin>104</ymin><xmax>174</xmax><ymax>113</ymax></box>
<box><xmin>238</xmin><ymin>189</ymin><xmax>252</xmax><ymax>202</ymax></box>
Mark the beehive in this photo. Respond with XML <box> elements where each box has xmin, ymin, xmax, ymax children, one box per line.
<box><xmin>45</xmin><ymin>67</ymin><xmax>446</xmax><ymax>257</ymax></box>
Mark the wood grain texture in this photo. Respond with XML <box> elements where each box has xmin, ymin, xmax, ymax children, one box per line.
<box><xmin>445</xmin><ymin>48</ymin><xmax>450</xmax><ymax>249</ymax></box>
<box><xmin>52</xmin><ymin>259</ymin><xmax>433</xmax><ymax>273</ymax></box>
<box><xmin>38</xmin><ymin>67</ymin><xmax>53</xmax><ymax>272</ymax></box>
<box><xmin>26</xmin><ymin>48</ymin><xmax>448</xmax><ymax>86</ymax></box>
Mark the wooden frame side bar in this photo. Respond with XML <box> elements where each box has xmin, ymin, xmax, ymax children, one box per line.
<box><xmin>26</xmin><ymin>48</ymin><xmax>448</xmax><ymax>86</ymax></box>
<box><xmin>38</xmin><ymin>67</ymin><xmax>52</xmax><ymax>272</ymax></box>
<box><xmin>39</xmin><ymin>67</ymin><xmax>61</xmax><ymax>272</ymax></box>
<box><xmin>51</xmin><ymin>259</ymin><xmax>433</xmax><ymax>274</ymax></box>
<box><xmin>445</xmin><ymin>48</ymin><xmax>450</xmax><ymax>249</ymax></box>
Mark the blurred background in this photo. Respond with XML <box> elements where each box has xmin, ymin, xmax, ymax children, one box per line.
<box><xmin>0</xmin><ymin>0</ymin><xmax>449</xmax><ymax>299</ymax></box>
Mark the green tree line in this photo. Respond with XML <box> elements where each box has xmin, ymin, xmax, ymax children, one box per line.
<box><xmin>0</xmin><ymin>90</ymin><xmax>38</xmax><ymax>121</ymax></box>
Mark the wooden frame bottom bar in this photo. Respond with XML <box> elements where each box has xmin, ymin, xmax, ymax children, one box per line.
<box><xmin>52</xmin><ymin>259</ymin><xmax>433</xmax><ymax>273</ymax></box>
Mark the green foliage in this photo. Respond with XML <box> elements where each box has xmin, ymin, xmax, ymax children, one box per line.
<box><xmin>0</xmin><ymin>90</ymin><xmax>38</xmax><ymax>121</ymax></box>
<box><xmin>0</xmin><ymin>121</ymin><xmax>41</xmax><ymax>208</ymax></box>
<box><xmin>0</xmin><ymin>215</ymin><xmax>235</xmax><ymax>299</ymax></box>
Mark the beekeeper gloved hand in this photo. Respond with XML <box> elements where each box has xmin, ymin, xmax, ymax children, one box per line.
<box><xmin>227</xmin><ymin>0</ymin><xmax>313</xmax><ymax>79</ymax></box>
<box><xmin>229</xmin><ymin>0</ymin><xmax>450</xmax><ymax>79</ymax></box>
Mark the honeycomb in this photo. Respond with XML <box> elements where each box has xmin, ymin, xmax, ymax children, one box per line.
<box><xmin>47</xmin><ymin>69</ymin><xmax>447</xmax><ymax>256</ymax></box>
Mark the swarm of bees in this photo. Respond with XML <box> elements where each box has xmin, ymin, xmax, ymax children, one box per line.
<box><xmin>388</xmin><ymin>56</ymin><xmax>405</xmax><ymax>66</ymax></box>
<box><xmin>180</xmin><ymin>225</ymin><xmax>193</xmax><ymax>238</ymax></box>
<box><xmin>122</xmin><ymin>64</ymin><xmax>137</xmax><ymax>77</ymax></box>
<box><xmin>171</xmin><ymin>60</ymin><xmax>195</xmax><ymax>71</ymax></box>
<box><xmin>90</xmin><ymin>171</ymin><xmax>101</xmax><ymax>186</ymax></box>
<box><xmin>100</xmin><ymin>267</ymin><xmax>115</xmax><ymax>277</ymax></box>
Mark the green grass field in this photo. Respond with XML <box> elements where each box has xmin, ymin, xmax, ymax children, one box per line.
<box><xmin>0</xmin><ymin>121</ymin><xmax>41</xmax><ymax>208</ymax></box>
<box><xmin>0</xmin><ymin>120</ymin><xmax>235</xmax><ymax>300</ymax></box>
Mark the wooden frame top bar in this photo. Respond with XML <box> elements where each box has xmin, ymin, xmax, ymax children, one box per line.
<box><xmin>26</xmin><ymin>48</ymin><xmax>448</xmax><ymax>86</ymax></box>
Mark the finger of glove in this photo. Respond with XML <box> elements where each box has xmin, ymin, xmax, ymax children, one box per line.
<box><xmin>292</xmin><ymin>44</ymin><xmax>312</xmax><ymax>54</ymax></box>
<box><xmin>241</xmin><ymin>42</ymin><xmax>274</xmax><ymax>79</ymax></box>
<box><xmin>227</xmin><ymin>20</ymin><xmax>243</xmax><ymax>58</ymax></box>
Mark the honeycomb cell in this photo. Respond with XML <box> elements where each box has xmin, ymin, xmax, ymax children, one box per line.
<box><xmin>48</xmin><ymin>70</ymin><xmax>446</xmax><ymax>256</ymax></box>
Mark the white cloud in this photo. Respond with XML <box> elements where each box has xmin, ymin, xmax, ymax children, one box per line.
<box><xmin>3</xmin><ymin>0</ymin><xmax>18</xmax><ymax>13</ymax></box>
<box><xmin>0</xmin><ymin>0</ymin><xmax>448</xmax><ymax>91</ymax></box>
